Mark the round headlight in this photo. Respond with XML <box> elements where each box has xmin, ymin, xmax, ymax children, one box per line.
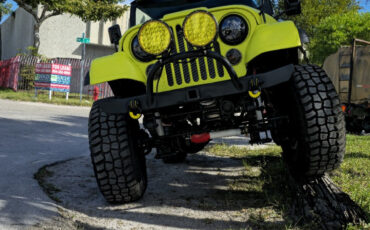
<box><xmin>132</xmin><ymin>36</ymin><xmax>154</xmax><ymax>62</ymax></box>
<box><xmin>183</xmin><ymin>11</ymin><xmax>218</xmax><ymax>47</ymax></box>
<box><xmin>220</xmin><ymin>15</ymin><xmax>248</xmax><ymax>45</ymax></box>
<box><xmin>138</xmin><ymin>20</ymin><xmax>172</xmax><ymax>55</ymax></box>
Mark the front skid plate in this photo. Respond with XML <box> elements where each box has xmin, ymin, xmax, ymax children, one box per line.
<box><xmin>96</xmin><ymin>64</ymin><xmax>294</xmax><ymax>114</ymax></box>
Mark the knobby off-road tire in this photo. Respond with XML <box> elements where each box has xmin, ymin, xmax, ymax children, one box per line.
<box><xmin>279</xmin><ymin>65</ymin><xmax>346</xmax><ymax>178</ymax></box>
<box><xmin>88</xmin><ymin>102</ymin><xmax>147</xmax><ymax>204</ymax></box>
<box><xmin>364</xmin><ymin>116</ymin><xmax>370</xmax><ymax>133</ymax></box>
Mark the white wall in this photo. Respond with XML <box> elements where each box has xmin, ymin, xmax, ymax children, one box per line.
<box><xmin>1</xmin><ymin>8</ymin><xmax>35</xmax><ymax>60</ymax></box>
<box><xmin>85</xmin><ymin>43</ymin><xmax>115</xmax><ymax>60</ymax></box>
<box><xmin>1</xmin><ymin>6</ymin><xmax>130</xmax><ymax>60</ymax></box>
<box><xmin>88</xmin><ymin>11</ymin><xmax>129</xmax><ymax>47</ymax></box>
<box><xmin>38</xmin><ymin>14</ymin><xmax>86</xmax><ymax>59</ymax></box>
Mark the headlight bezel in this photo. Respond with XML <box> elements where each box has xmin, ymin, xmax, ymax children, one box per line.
<box><xmin>219</xmin><ymin>14</ymin><xmax>249</xmax><ymax>46</ymax></box>
<box><xmin>182</xmin><ymin>10</ymin><xmax>219</xmax><ymax>48</ymax></box>
<box><xmin>138</xmin><ymin>20</ymin><xmax>173</xmax><ymax>56</ymax></box>
<box><xmin>131</xmin><ymin>36</ymin><xmax>155</xmax><ymax>62</ymax></box>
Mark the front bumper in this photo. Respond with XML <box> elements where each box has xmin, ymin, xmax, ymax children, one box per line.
<box><xmin>96</xmin><ymin>64</ymin><xmax>294</xmax><ymax>114</ymax></box>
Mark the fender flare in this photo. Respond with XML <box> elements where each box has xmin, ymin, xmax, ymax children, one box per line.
<box><xmin>88</xmin><ymin>52</ymin><xmax>146</xmax><ymax>85</ymax></box>
<box><xmin>245</xmin><ymin>21</ymin><xmax>301</xmax><ymax>63</ymax></box>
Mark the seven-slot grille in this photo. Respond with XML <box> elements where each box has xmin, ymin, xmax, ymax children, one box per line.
<box><xmin>164</xmin><ymin>25</ymin><xmax>225</xmax><ymax>87</ymax></box>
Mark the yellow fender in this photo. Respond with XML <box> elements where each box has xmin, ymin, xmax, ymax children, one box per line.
<box><xmin>89</xmin><ymin>52</ymin><xmax>146</xmax><ymax>85</ymax></box>
<box><xmin>245</xmin><ymin>21</ymin><xmax>301</xmax><ymax>63</ymax></box>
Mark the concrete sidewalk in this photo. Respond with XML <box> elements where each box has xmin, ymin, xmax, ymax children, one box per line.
<box><xmin>0</xmin><ymin>99</ymin><xmax>90</xmax><ymax>229</ymax></box>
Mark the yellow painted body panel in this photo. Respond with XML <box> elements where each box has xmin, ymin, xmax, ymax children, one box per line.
<box><xmin>245</xmin><ymin>21</ymin><xmax>301</xmax><ymax>63</ymax></box>
<box><xmin>89</xmin><ymin>52</ymin><xmax>146</xmax><ymax>85</ymax></box>
<box><xmin>89</xmin><ymin>4</ymin><xmax>301</xmax><ymax>93</ymax></box>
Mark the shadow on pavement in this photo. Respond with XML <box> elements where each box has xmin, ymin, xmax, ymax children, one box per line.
<box><xmin>43</xmin><ymin>148</ymin><xmax>296</xmax><ymax>229</ymax></box>
<box><xmin>0</xmin><ymin>116</ymin><xmax>88</xmax><ymax>228</ymax></box>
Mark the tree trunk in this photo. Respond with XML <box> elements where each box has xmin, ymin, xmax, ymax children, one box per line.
<box><xmin>289</xmin><ymin>175</ymin><xmax>368</xmax><ymax>230</ymax></box>
<box><xmin>33</xmin><ymin>23</ymin><xmax>40</xmax><ymax>54</ymax></box>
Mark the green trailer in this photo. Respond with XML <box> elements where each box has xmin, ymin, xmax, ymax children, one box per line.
<box><xmin>323</xmin><ymin>39</ymin><xmax>370</xmax><ymax>133</ymax></box>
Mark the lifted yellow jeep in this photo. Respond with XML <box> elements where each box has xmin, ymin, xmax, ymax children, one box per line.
<box><xmin>86</xmin><ymin>0</ymin><xmax>346</xmax><ymax>204</ymax></box>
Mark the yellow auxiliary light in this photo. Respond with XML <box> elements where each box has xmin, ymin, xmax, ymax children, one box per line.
<box><xmin>138</xmin><ymin>20</ymin><xmax>172</xmax><ymax>55</ymax></box>
<box><xmin>183</xmin><ymin>11</ymin><xmax>218</xmax><ymax>47</ymax></box>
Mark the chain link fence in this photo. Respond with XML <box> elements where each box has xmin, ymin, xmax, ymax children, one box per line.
<box><xmin>1</xmin><ymin>55</ymin><xmax>113</xmax><ymax>100</ymax></box>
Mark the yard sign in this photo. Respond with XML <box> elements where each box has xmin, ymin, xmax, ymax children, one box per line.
<box><xmin>35</xmin><ymin>63</ymin><xmax>72</xmax><ymax>93</ymax></box>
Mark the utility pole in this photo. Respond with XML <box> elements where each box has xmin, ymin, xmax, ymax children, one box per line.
<box><xmin>80</xmin><ymin>33</ymin><xmax>85</xmax><ymax>102</ymax></box>
<box><xmin>77</xmin><ymin>32</ymin><xmax>90</xmax><ymax>102</ymax></box>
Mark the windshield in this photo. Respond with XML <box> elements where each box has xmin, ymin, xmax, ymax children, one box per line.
<box><xmin>131</xmin><ymin>0</ymin><xmax>261</xmax><ymax>26</ymax></box>
<box><xmin>136</xmin><ymin>8</ymin><xmax>152</xmax><ymax>25</ymax></box>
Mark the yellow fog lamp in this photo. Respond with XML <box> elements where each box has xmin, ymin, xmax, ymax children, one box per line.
<box><xmin>183</xmin><ymin>11</ymin><xmax>218</xmax><ymax>47</ymax></box>
<box><xmin>138</xmin><ymin>20</ymin><xmax>172</xmax><ymax>56</ymax></box>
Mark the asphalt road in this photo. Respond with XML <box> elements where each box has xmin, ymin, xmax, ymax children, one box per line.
<box><xmin>0</xmin><ymin>99</ymin><xmax>90</xmax><ymax>230</ymax></box>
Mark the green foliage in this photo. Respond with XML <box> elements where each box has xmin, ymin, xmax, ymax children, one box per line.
<box><xmin>0</xmin><ymin>0</ymin><xmax>12</xmax><ymax>18</ymax></box>
<box><xmin>16</xmin><ymin>47</ymin><xmax>50</xmax><ymax>90</ymax></box>
<box><xmin>310</xmin><ymin>12</ymin><xmax>370</xmax><ymax>64</ymax></box>
<box><xmin>14</xmin><ymin>0</ymin><xmax>129</xmax><ymax>52</ymax></box>
<box><xmin>26</xmin><ymin>46</ymin><xmax>41</xmax><ymax>57</ymax></box>
<box><xmin>277</xmin><ymin>0</ymin><xmax>360</xmax><ymax>38</ymax></box>
<box><xmin>275</xmin><ymin>0</ymin><xmax>364</xmax><ymax>64</ymax></box>
<box><xmin>71</xmin><ymin>1</ymin><xmax>129</xmax><ymax>22</ymax></box>
<box><xmin>17</xmin><ymin>46</ymin><xmax>48</xmax><ymax>59</ymax></box>
<box><xmin>14</xmin><ymin>0</ymin><xmax>129</xmax><ymax>22</ymax></box>
<box><xmin>19</xmin><ymin>65</ymin><xmax>36</xmax><ymax>90</ymax></box>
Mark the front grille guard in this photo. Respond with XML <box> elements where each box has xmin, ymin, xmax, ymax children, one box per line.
<box><xmin>146</xmin><ymin>49</ymin><xmax>243</xmax><ymax>105</ymax></box>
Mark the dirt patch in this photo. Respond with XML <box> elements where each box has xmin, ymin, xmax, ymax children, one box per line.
<box><xmin>39</xmin><ymin>151</ymin><xmax>292</xmax><ymax>230</ymax></box>
<box><xmin>32</xmin><ymin>134</ymin><xmax>368</xmax><ymax>230</ymax></box>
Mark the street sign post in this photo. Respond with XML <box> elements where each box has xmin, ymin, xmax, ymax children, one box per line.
<box><xmin>77</xmin><ymin>37</ymin><xmax>90</xmax><ymax>43</ymax></box>
<box><xmin>76</xmin><ymin>33</ymin><xmax>90</xmax><ymax>102</ymax></box>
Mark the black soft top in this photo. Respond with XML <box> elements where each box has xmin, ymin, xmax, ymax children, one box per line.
<box><xmin>132</xmin><ymin>0</ymin><xmax>259</xmax><ymax>20</ymax></box>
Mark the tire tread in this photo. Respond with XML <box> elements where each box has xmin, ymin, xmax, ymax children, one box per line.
<box><xmin>285</xmin><ymin>65</ymin><xmax>346</xmax><ymax>177</ymax></box>
<box><xmin>88</xmin><ymin>102</ymin><xmax>147</xmax><ymax>204</ymax></box>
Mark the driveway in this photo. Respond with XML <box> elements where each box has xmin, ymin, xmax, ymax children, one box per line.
<box><xmin>0</xmin><ymin>99</ymin><xmax>275</xmax><ymax>230</ymax></box>
<box><xmin>0</xmin><ymin>99</ymin><xmax>90</xmax><ymax>229</ymax></box>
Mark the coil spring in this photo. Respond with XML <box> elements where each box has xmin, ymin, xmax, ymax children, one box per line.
<box><xmin>200</xmin><ymin>100</ymin><xmax>221</xmax><ymax>121</ymax></box>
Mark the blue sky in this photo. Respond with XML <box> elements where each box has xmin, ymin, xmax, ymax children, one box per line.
<box><xmin>359</xmin><ymin>0</ymin><xmax>370</xmax><ymax>11</ymax></box>
<box><xmin>1</xmin><ymin>0</ymin><xmax>369</xmax><ymax>24</ymax></box>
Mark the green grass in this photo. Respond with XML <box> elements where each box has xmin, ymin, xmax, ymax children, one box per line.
<box><xmin>204</xmin><ymin>144</ymin><xmax>282</xmax><ymax>159</ymax></box>
<box><xmin>0</xmin><ymin>88</ymin><xmax>93</xmax><ymax>106</ymax></box>
<box><xmin>205</xmin><ymin>144</ymin><xmax>302</xmax><ymax>229</ymax></box>
<box><xmin>205</xmin><ymin>134</ymin><xmax>370</xmax><ymax>229</ymax></box>
<box><xmin>330</xmin><ymin>135</ymin><xmax>370</xmax><ymax>220</ymax></box>
<box><xmin>34</xmin><ymin>166</ymin><xmax>61</xmax><ymax>203</ymax></box>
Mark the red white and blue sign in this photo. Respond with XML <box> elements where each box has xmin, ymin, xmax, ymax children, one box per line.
<box><xmin>36</xmin><ymin>63</ymin><xmax>72</xmax><ymax>76</ymax></box>
<box><xmin>35</xmin><ymin>63</ymin><xmax>72</xmax><ymax>92</ymax></box>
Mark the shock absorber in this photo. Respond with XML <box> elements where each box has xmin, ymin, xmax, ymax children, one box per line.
<box><xmin>254</xmin><ymin>95</ymin><xmax>272</xmax><ymax>142</ymax></box>
<box><xmin>249</xmin><ymin>79</ymin><xmax>272</xmax><ymax>143</ymax></box>
<box><xmin>154</xmin><ymin>112</ymin><xmax>165</xmax><ymax>136</ymax></box>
